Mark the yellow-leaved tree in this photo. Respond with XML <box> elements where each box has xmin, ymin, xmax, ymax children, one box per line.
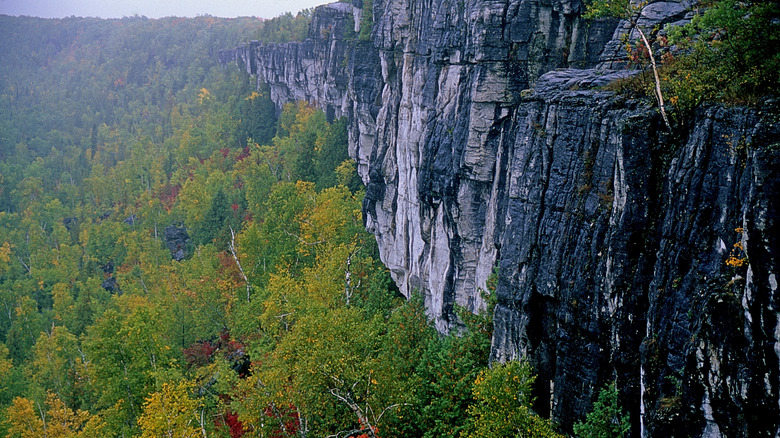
<box><xmin>5</xmin><ymin>392</ymin><xmax>106</xmax><ymax>438</ymax></box>
<box><xmin>137</xmin><ymin>381</ymin><xmax>205</xmax><ymax>438</ymax></box>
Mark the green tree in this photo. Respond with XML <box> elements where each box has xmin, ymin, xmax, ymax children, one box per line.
<box><xmin>573</xmin><ymin>383</ymin><xmax>630</xmax><ymax>438</ymax></box>
<box><xmin>461</xmin><ymin>360</ymin><xmax>563</xmax><ymax>438</ymax></box>
<box><xmin>157</xmin><ymin>244</ymin><xmax>234</xmax><ymax>346</ymax></box>
<box><xmin>235</xmin><ymin>146</ymin><xmax>277</xmax><ymax>220</ymax></box>
<box><xmin>69</xmin><ymin>278</ymin><xmax>112</xmax><ymax>337</ymax></box>
<box><xmin>244</xmin><ymin>181</ymin><xmax>314</xmax><ymax>289</ymax></box>
<box><xmin>389</xmin><ymin>300</ymin><xmax>492</xmax><ymax>438</ymax></box>
<box><xmin>664</xmin><ymin>0</ymin><xmax>780</xmax><ymax>108</ymax></box>
<box><xmin>137</xmin><ymin>381</ymin><xmax>205</xmax><ymax>438</ymax></box>
<box><xmin>240</xmin><ymin>308</ymin><xmax>392</xmax><ymax>437</ymax></box>
<box><xmin>28</xmin><ymin>326</ymin><xmax>82</xmax><ymax>408</ymax></box>
<box><xmin>237</xmin><ymin>84</ymin><xmax>277</xmax><ymax>147</ymax></box>
<box><xmin>84</xmin><ymin>220</ymin><xmax>128</xmax><ymax>273</ymax></box>
<box><xmin>81</xmin><ymin>300</ymin><xmax>178</xmax><ymax>434</ymax></box>
<box><xmin>192</xmin><ymin>187</ymin><xmax>231</xmax><ymax>247</ymax></box>
<box><xmin>253</xmin><ymin>10</ymin><xmax>312</xmax><ymax>44</ymax></box>
<box><xmin>313</xmin><ymin>118</ymin><xmax>351</xmax><ymax>189</ymax></box>
<box><xmin>5</xmin><ymin>295</ymin><xmax>45</xmax><ymax>363</ymax></box>
<box><xmin>273</xmin><ymin>102</ymin><xmax>327</xmax><ymax>183</ymax></box>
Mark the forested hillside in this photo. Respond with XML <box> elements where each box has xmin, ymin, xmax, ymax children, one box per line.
<box><xmin>0</xmin><ymin>13</ymin><xmax>575</xmax><ymax>438</ymax></box>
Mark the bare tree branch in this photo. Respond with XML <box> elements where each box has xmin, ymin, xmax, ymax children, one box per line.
<box><xmin>254</xmin><ymin>377</ymin><xmax>291</xmax><ymax>436</ymax></box>
<box><xmin>16</xmin><ymin>255</ymin><xmax>31</xmax><ymax>275</ymax></box>
<box><xmin>199</xmin><ymin>407</ymin><xmax>208</xmax><ymax>438</ymax></box>
<box><xmin>328</xmin><ymin>388</ymin><xmax>376</xmax><ymax>438</ymax></box>
<box><xmin>620</xmin><ymin>1</ymin><xmax>670</xmax><ymax>131</ymax></box>
<box><xmin>634</xmin><ymin>22</ymin><xmax>671</xmax><ymax>130</ymax></box>
<box><xmin>283</xmin><ymin>229</ymin><xmax>327</xmax><ymax>246</ymax></box>
<box><xmin>229</xmin><ymin>226</ymin><xmax>252</xmax><ymax>302</ymax></box>
<box><xmin>343</xmin><ymin>245</ymin><xmax>363</xmax><ymax>306</ymax></box>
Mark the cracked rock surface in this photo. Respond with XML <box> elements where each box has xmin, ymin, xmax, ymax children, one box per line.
<box><xmin>221</xmin><ymin>0</ymin><xmax>780</xmax><ymax>435</ymax></box>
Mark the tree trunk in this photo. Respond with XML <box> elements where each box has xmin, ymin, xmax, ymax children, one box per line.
<box><xmin>635</xmin><ymin>24</ymin><xmax>671</xmax><ymax>131</ymax></box>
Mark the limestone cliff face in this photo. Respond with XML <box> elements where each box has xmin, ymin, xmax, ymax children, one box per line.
<box><xmin>221</xmin><ymin>0</ymin><xmax>780</xmax><ymax>435</ymax></box>
<box><xmin>222</xmin><ymin>0</ymin><xmax>617</xmax><ymax>331</ymax></box>
<box><xmin>489</xmin><ymin>71</ymin><xmax>780</xmax><ymax>436</ymax></box>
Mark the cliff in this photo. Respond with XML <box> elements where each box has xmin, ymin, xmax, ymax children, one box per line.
<box><xmin>220</xmin><ymin>0</ymin><xmax>780</xmax><ymax>436</ymax></box>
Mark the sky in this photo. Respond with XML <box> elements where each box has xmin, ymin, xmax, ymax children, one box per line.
<box><xmin>0</xmin><ymin>0</ymin><xmax>332</xmax><ymax>20</ymax></box>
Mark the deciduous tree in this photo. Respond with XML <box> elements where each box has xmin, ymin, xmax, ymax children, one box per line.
<box><xmin>137</xmin><ymin>381</ymin><xmax>205</xmax><ymax>438</ymax></box>
<box><xmin>461</xmin><ymin>360</ymin><xmax>563</xmax><ymax>438</ymax></box>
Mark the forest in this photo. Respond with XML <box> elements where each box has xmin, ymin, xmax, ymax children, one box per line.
<box><xmin>0</xmin><ymin>12</ymin><xmax>592</xmax><ymax>438</ymax></box>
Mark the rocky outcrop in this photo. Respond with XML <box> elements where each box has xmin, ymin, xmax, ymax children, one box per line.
<box><xmin>221</xmin><ymin>0</ymin><xmax>780</xmax><ymax>435</ymax></box>
<box><xmin>489</xmin><ymin>70</ymin><xmax>780</xmax><ymax>436</ymax></box>
<box><xmin>164</xmin><ymin>225</ymin><xmax>190</xmax><ymax>261</ymax></box>
<box><xmin>220</xmin><ymin>0</ymin><xmax>627</xmax><ymax>330</ymax></box>
<box><xmin>222</xmin><ymin>0</ymin><xmax>620</xmax><ymax>330</ymax></box>
<box><xmin>101</xmin><ymin>277</ymin><xmax>121</xmax><ymax>295</ymax></box>
<box><xmin>219</xmin><ymin>2</ymin><xmax>358</xmax><ymax>120</ymax></box>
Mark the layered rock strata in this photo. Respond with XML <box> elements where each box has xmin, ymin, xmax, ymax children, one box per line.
<box><xmin>221</xmin><ymin>0</ymin><xmax>618</xmax><ymax>331</ymax></box>
<box><xmin>220</xmin><ymin>0</ymin><xmax>780</xmax><ymax>435</ymax></box>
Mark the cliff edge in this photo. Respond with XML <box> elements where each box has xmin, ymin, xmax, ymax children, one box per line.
<box><xmin>220</xmin><ymin>0</ymin><xmax>780</xmax><ymax>435</ymax></box>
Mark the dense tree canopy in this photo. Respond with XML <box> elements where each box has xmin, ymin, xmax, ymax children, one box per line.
<box><xmin>0</xmin><ymin>12</ymin><xmax>563</xmax><ymax>438</ymax></box>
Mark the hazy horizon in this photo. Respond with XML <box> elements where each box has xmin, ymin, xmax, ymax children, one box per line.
<box><xmin>0</xmin><ymin>0</ymin><xmax>332</xmax><ymax>20</ymax></box>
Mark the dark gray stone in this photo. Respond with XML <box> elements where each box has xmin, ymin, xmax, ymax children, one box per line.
<box><xmin>221</xmin><ymin>1</ymin><xmax>780</xmax><ymax>435</ymax></box>
<box><xmin>62</xmin><ymin>217</ymin><xmax>78</xmax><ymax>232</ymax></box>
<box><xmin>101</xmin><ymin>277</ymin><xmax>121</xmax><ymax>295</ymax></box>
<box><xmin>165</xmin><ymin>225</ymin><xmax>190</xmax><ymax>261</ymax></box>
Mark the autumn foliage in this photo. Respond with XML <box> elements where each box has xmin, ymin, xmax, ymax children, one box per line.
<box><xmin>0</xmin><ymin>13</ymin><xmax>567</xmax><ymax>438</ymax></box>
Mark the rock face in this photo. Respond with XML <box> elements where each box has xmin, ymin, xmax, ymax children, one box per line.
<box><xmin>101</xmin><ymin>277</ymin><xmax>121</xmax><ymax>295</ymax></box>
<box><xmin>222</xmin><ymin>0</ymin><xmax>620</xmax><ymax>330</ymax></box>
<box><xmin>221</xmin><ymin>0</ymin><xmax>780</xmax><ymax>435</ymax></box>
<box><xmin>164</xmin><ymin>225</ymin><xmax>190</xmax><ymax>261</ymax></box>
<box><xmin>489</xmin><ymin>73</ymin><xmax>780</xmax><ymax>436</ymax></box>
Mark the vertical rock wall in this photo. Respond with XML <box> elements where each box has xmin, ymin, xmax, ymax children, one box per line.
<box><xmin>222</xmin><ymin>0</ymin><xmax>616</xmax><ymax>331</ymax></box>
<box><xmin>220</xmin><ymin>0</ymin><xmax>780</xmax><ymax>435</ymax></box>
<box><xmin>489</xmin><ymin>70</ymin><xmax>780</xmax><ymax>435</ymax></box>
<box><xmin>356</xmin><ymin>0</ymin><xmax>616</xmax><ymax>331</ymax></box>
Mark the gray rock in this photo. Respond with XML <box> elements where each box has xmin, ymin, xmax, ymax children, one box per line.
<box><xmin>599</xmin><ymin>0</ymin><xmax>693</xmax><ymax>68</ymax></box>
<box><xmin>640</xmin><ymin>1</ymin><xmax>687</xmax><ymax>21</ymax></box>
<box><xmin>101</xmin><ymin>277</ymin><xmax>121</xmax><ymax>295</ymax></box>
<box><xmin>221</xmin><ymin>0</ymin><xmax>780</xmax><ymax>435</ymax></box>
<box><xmin>165</xmin><ymin>225</ymin><xmax>190</xmax><ymax>261</ymax></box>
